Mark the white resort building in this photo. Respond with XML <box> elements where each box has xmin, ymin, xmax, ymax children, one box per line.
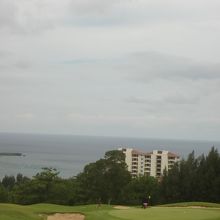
<box><xmin>118</xmin><ymin>148</ymin><xmax>180</xmax><ymax>178</ymax></box>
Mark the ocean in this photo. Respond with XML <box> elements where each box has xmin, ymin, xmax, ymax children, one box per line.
<box><xmin>0</xmin><ymin>133</ymin><xmax>219</xmax><ymax>179</ymax></box>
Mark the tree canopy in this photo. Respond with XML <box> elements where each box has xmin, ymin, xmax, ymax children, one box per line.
<box><xmin>1</xmin><ymin>147</ymin><xmax>220</xmax><ymax>205</ymax></box>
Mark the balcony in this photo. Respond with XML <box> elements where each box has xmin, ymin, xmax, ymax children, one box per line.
<box><xmin>144</xmin><ymin>172</ymin><xmax>150</xmax><ymax>176</ymax></box>
<box><xmin>168</xmin><ymin>156</ymin><xmax>175</xmax><ymax>160</ymax></box>
<box><xmin>156</xmin><ymin>173</ymin><xmax>161</xmax><ymax>177</ymax></box>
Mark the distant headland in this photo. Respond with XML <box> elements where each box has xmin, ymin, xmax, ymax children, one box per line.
<box><xmin>0</xmin><ymin>153</ymin><xmax>25</xmax><ymax>156</ymax></box>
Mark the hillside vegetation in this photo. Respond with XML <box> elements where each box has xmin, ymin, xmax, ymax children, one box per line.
<box><xmin>0</xmin><ymin>147</ymin><xmax>220</xmax><ymax>206</ymax></box>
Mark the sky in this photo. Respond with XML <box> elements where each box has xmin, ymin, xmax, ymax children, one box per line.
<box><xmin>0</xmin><ymin>0</ymin><xmax>220</xmax><ymax>141</ymax></box>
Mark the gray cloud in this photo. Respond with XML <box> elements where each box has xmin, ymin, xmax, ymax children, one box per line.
<box><xmin>0</xmin><ymin>60</ymin><xmax>32</xmax><ymax>71</ymax></box>
<box><xmin>119</xmin><ymin>52</ymin><xmax>220</xmax><ymax>81</ymax></box>
<box><xmin>0</xmin><ymin>0</ymin><xmax>17</xmax><ymax>28</ymax></box>
<box><xmin>0</xmin><ymin>0</ymin><xmax>68</xmax><ymax>33</ymax></box>
<box><xmin>1</xmin><ymin>0</ymin><xmax>220</xmax><ymax>33</ymax></box>
<box><xmin>67</xmin><ymin>0</ymin><xmax>220</xmax><ymax>27</ymax></box>
<box><xmin>13</xmin><ymin>61</ymin><xmax>32</xmax><ymax>69</ymax></box>
<box><xmin>125</xmin><ymin>94</ymin><xmax>200</xmax><ymax>106</ymax></box>
<box><xmin>0</xmin><ymin>50</ymin><xmax>12</xmax><ymax>58</ymax></box>
<box><xmin>0</xmin><ymin>0</ymin><xmax>220</xmax><ymax>140</ymax></box>
<box><xmin>70</xmin><ymin>0</ymin><xmax>120</xmax><ymax>15</ymax></box>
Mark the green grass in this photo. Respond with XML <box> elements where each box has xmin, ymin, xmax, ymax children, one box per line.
<box><xmin>159</xmin><ymin>202</ymin><xmax>220</xmax><ymax>208</ymax></box>
<box><xmin>110</xmin><ymin>207</ymin><xmax>220</xmax><ymax>220</ymax></box>
<box><xmin>0</xmin><ymin>203</ymin><xmax>220</xmax><ymax>220</ymax></box>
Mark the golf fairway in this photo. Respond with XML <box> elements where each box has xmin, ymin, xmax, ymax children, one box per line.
<box><xmin>110</xmin><ymin>207</ymin><xmax>220</xmax><ymax>220</ymax></box>
<box><xmin>0</xmin><ymin>203</ymin><xmax>220</xmax><ymax>220</ymax></box>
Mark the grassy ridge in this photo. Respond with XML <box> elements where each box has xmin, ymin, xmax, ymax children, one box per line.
<box><xmin>0</xmin><ymin>203</ymin><xmax>220</xmax><ymax>220</ymax></box>
<box><xmin>159</xmin><ymin>202</ymin><xmax>220</xmax><ymax>208</ymax></box>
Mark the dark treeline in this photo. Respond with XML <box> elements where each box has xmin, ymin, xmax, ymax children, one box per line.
<box><xmin>160</xmin><ymin>146</ymin><xmax>220</xmax><ymax>203</ymax></box>
<box><xmin>0</xmin><ymin>147</ymin><xmax>220</xmax><ymax>205</ymax></box>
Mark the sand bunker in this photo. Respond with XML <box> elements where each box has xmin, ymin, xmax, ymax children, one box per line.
<box><xmin>47</xmin><ymin>213</ymin><xmax>85</xmax><ymax>220</ymax></box>
<box><xmin>114</xmin><ymin>205</ymin><xmax>130</xmax><ymax>210</ymax></box>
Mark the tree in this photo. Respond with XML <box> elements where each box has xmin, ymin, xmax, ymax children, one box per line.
<box><xmin>122</xmin><ymin>175</ymin><xmax>159</xmax><ymax>205</ymax></box>
<box><xmin>77</xmin><ymin>150</ymin><xmax>131</xmax><ymax>204</ymax></box>
<box><xmin>76</xmin><ymin>159</ymin><xmax>107</xmax><ymax>203</ymax></box>
<box><xmin>47</xmin><ymin>178</ymin><xmax>77</xmax><ymax>205</ymax></box>
<box><xmin>202</xmin><ymin>147</ymin><xmax>220</xmax><ymax>202</ymax></box>
<box><xmin>159</xmin><ymin>147</ymin><xmax>220</xmax><ymax>204</ymax></box>
<box><xmin>12</xmin><ymin>167</ymin><xmax>60</xmax><ymax>204</ymax></box>
<box><xmin>104</xmin><ymin>150</ymin><xmax>131</xmax><ymax>204</ymax></box>
<box><xmin>160</xmin><ymin>163</ymin><xmax>181</xmax><ymax>203</ymax></box>
<box><xmin>0</xmin><ymin>183</ymin><xmax>8</xmax><ymax>202</ymax></box>
<box><xmin>178</xmin><ymin>151</ymin><xmax>198</xmax><ymax>201</ymax></box>
<box><xmin>16</xmin><ymin>173</ymin><xmax>30</xmax><ymax>185</ymax></box>
<box><xmin>2</xmin><ymin>175</ymin><xmax>15</xmax><ymax>190</ymax></box>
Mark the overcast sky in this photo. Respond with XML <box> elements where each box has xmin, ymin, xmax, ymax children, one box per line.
<box><xmin>1</xmin><ymin>0</ymin><xmax>220</xmax><ymax>140</ymax></box>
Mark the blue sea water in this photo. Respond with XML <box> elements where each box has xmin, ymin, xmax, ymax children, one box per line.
<box><xmin>0</xmin><ymin>133</ymin><xmax>219</xmax><ymax>179</ymax></box>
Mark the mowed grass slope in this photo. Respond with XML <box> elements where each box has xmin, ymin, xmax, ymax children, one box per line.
<box><xmin>0</xmin><ymin>203</ymin><xmax>220</xmax><ymax>220</ymax></box>
<box><xmin>110</xmin><ymin>207</ymin><xmax>220</xmax><ymax>220</ymax></box>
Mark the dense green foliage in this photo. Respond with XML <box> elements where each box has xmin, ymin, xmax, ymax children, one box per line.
<box><xmin>0</xmin><ymin>203</ymin><xmax>220</xmax><ymax>220</ymax></box>
<box><xmin>76</xmin><ymin>150</ymin><xmax>131</xmax><ymax>204</ymax></box>
<box><xmin>160</xmin><ymin>147</ymin><xmax>220</xmax><ymax>203</ymax></box>
<box><xmin>0</xmin><ymin>147</ymin><xmax>220</xmax><ymax>205</ymax></box>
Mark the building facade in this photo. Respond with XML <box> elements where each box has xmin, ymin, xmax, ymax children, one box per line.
<box><xmin>118</xmin><ymin>148</ymin><xmax>180</xmax><ymax>178</ymax></box>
